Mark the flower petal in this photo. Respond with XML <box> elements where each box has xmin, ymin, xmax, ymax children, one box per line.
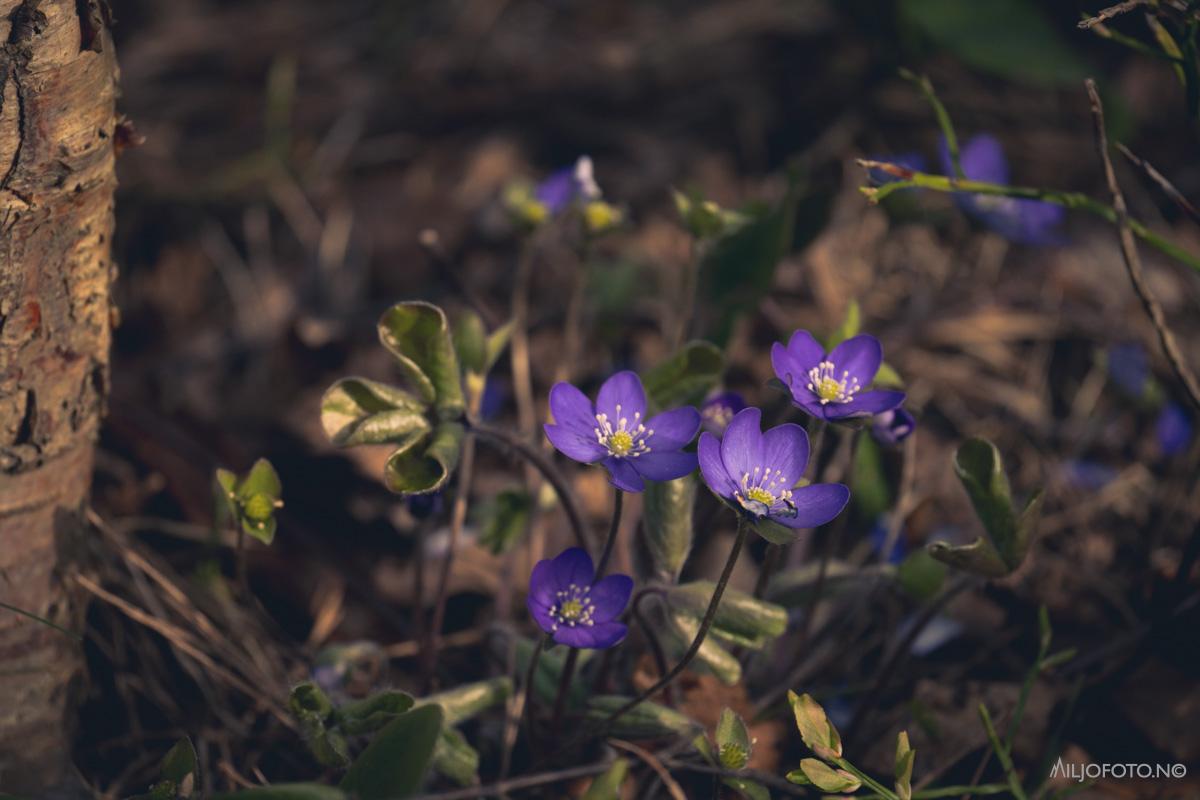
<box><xmin>827</xmin><ymin>334</ymin><xmax>883</xmax><ymax>386</ymax></box>
<box><xmin>528</xmin><ymin>557</ymin><xmax>558</xmax><ymax>608</ymax></box>
<box><xmin>698</xmin><ymin>431</ymin><xmax>737</xmax><ymax>499</ymax></box>
<box><xmin>632</xmin><ymin>451</ymin><xmax>698</xmax><ymax>482</ymax></box>
<box><xmin>947</xmin><ymin>134</ymin><xmax>1010</xmax><ymax>184</ymax></box>
<box><xmin>645</xmin><ymin>406</ymin><xmax>700</xmax><ymax>450</ymax></box>
<box><xmin>760</xmin><ymin>423</ymin><xmax>809</xmax><ymax>489</ymax></box>
<box><xmin>526</xmin><ymin>595</ymin><xmax>557</xmax><ymax>634</ymax></box>
<box><xmin>604</xmin><ymin>456</ymin><xmax>645</xmax><ymax>493</ymax></box>
<box><xmin>549</xmin><ymin>381</ymin><xmax>596</xmax><ymax>433</ymax></box>
<box><xmin>785</xmin><ymin>329</ymin><xmax>826</xmax><ymax>368</ymax></box>
<box><xmin>596</xmin><ymin>371</ymin><xmax>647</xmax><ymax>424</ymax></box>
<box><xmin>771</xmin><ymin>483</ymin><xmax>850</xmax><ymax>529</ymax></box>
<box><xmin>550</xmin><ymin>547</ymin><xmax>595</xmax><ymax>590</ymax></box>
<box><xmin>554</xmin><ymin>620</ymin><xmax>628</xmax><ymax>649</ymax></box>
<box><xmin>771</xmin><ymin>341</ymin><xmax>808</xmax><ymax>398</ymax></box>
<box><xmin>720</xmin><ymin>407</ymin><xmax>763</xmax><ymax>485</ymax></box>
<box><xmin>588</xmin><ymin>574</ymin><xmax>633</xmax><ymax>621</ymax></box>
<box><xmin>544</xmin><ymin>423</ymin><xmax>606</xmax><ymax>463</ymax></box>
<box><xmin>828</xmin><ymin>389</ymin><xmax>906</xmax><ymax>419</ymax></box>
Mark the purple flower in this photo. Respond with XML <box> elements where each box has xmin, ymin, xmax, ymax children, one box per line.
<box><xmin>700</xmin><ymin>392</ymin><xmax>746</xmax><ymax>435</ymax></box>
<box><xmin>698</xmin><ymin>407</ymin><xmax>849</xmax><ymax>530</ymax></box>
<box><xmin>406</xmin><ymin>491</ymin><xmax>444</xmax><ymax>520</ymax></box>
<box><xmin>771</xmin><ymin>330</ymin><xmax>906</xmax><ymax>422</ymax></box>
<box><xmin>1108</xmin><ymin>342</ymin><xmax>1149</xmax><ymax>398</ymax></box>
<box><xmin>1156</xmin><ymin>401</ymin><xmax>1192</xmax><ymax>457</ymax></box>
<box><xmin>535</xmin><ymin>156</ymin><xmax>601</xmax><ymax>215</ymax></box>
<box><xmin>869</xmin><ymin>518</ymin><xmax>907</xmax><ymax>565</ymax></box>
<box><xmin>526</xmin><ymin>547</ymin><xmax>632</xmax><ymax>649</ymax></box>
<box><xmin>544</xmin><ymin>371</ymin><xmax>700</xmax><ymax>493</ymax></box>
<box><xmin>941</xmin><ymin>134</ymin><xmax>1064</xmax><ymax>245</ymax></box>
<box><xmin>871</xmin><ymin>406</ymin><xmax>916</xmax><ymax>446</ymax></box>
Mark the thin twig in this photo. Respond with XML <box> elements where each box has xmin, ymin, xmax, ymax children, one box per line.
<box><xmin>609</xmin><ymin>739</ymin><xmax>688</xmax><ymax>800</ymax></box>
<box><xmin>1116</xmin><ymin>143</ymin><xmax>1200</xmax><ymax>226</ymax></box>
<box><xmin>1085</xmin><ymin>78</ymin><xmax>1200</xmax><ymax>413</ymax></box>
<box><xmin>1078</xmin><ymin>0</ymin><xmax>1147</xmax><ymax>29</ymax></box>
<box><xmin>471</xmin><ymin>421</ymin><xmax>592</xmax><ymax>550</ymax></box>
<box><xmin>424</xmin><ymin>434</ymin><xmax>477</xmax><ymax>691</ymax></box>
<box><xmin>411</xmin><ymin>760</ymin><xmax>612</xmax><ymax>800</ymax></box>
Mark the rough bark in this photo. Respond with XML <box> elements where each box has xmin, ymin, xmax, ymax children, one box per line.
<box><xmin>0</xmin><ymin>0</ymin><xmax>116</xmax><ymax>791</ymax></box>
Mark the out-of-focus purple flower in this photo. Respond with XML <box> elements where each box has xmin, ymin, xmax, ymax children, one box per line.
<box><xmin>869</xmin><ymin>518</ymin><xmax>907</xmax><ymax>565</ymax></box>
<box><xmin>698</xmin><ymin>407</ymin><xmax>849</xmax><ymax>530</ymax></box>
<box><xmin>771</xmin><ymin>330</ymin><xmax>905</xmax><ymax>422</ymax></box>
<box><xmin>871</xmin><ymin>407</ymin><xmax>916</xmax><ymax>446</ymax></box>
<box><xmin>535</xmin><ymin>156</ymin><xmax>602</xmax><ymax>215</ymax></box>
<box><xmin>940</xmin><ymin>134</ymin><xmax>1064</xmax><ymax>245</ymax></box>
<box><xmin>544</xmin><ymin>371</ymin><xmax>700</xmax><ymax>493</ymax></box>
<box><xmin>526</xmin><ymin>547</ymin><xmax>632</xmax><ymax>649</ymax></box>
<box><xmin>1059</xmin><ymin>459</ymin><xmax>1119</xmax><ymax>491</ymax></box>
<box><xmin>700</xmin><ymin>392</ymin><xmax>746</xmax><ymax>436</ymax></box>
<box><xmin>407</xmin><ymin>491</ymin><xmax>444</xmax><ymax>520</ymax></box>
<box><xmin>1156</xmin><ymin>401</ymin><xmax>1193</xmax><ymax>457</ymax></box>
<box><xmin>480</xmin><ymin>376</ymin><xmax>506</xmax><ymax>421</ymax></box>
<box><xmin>867</xmin><ymin>152</ymin><xmax>927</xmax><ymax>187</ymax></box>
<box><xmin>1107</xmin><ymin>342</ymin><xmax>1149</xmax><ymax>399</ymax></box>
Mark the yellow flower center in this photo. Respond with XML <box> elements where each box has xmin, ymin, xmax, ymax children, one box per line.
<box><xmin>559</xmin><ymin>599</ymin><xmax>584</xmax><ymax>619</ymax></box>
<box><xmin>744</xmin><ymin>486</ymin><xmax>775</xmax><ymax>506</ymax></box>
<box><xmin>806</xmin><ymin>360</ymin><xmax>861</xmax><ymax>405</ymax></box>
<box><xmin>735</xmin><ymin>465</ymin><xmax>796</xmax><ymax>518</ymax></box>
<box><xmin>594</xmin><ymin>404</ymin><xmax>653</xmax><ymax>459</ymax></box>
<box><xmin>549</xmin><ymin>584</ymin><xmax>596</xmax><ymax>631</ymax></box>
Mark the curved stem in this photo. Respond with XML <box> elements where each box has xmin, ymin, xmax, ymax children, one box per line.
<box><xmin>520</xmin><ymin>635</ymin><xmax>548</xmax><ymax>749</ymax></box>
<box><xmin>596</xmin><ymin>489</ymin><xmax>624</xmax><ymax>576</ymax></box>
<box><xmin>630</xmin><ymin>595</ymin><xmax>674</xmax><ymax>707</ymax></box>
<box><xmin>550</xmin><ymin>647</ymin><xmax>580</xmax><ymax>737</ymax></box>
<box><xmin>470</xmin><ymin>421</ymin><xmax>591</xmax><ymax>551</ymax></box>
<box><xmin>604</xmin><ymin>517</ymin><xmax>749</xmax><ymax>726</ymax></box>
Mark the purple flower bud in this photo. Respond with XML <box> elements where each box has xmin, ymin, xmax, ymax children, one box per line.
<box><xmin>526</xmin><ymin>547</ymin><xmax>633</xmax><ymax>649</ymax></box>
<box><xmin>535</xmin><ymin>156</ymin><xmax>602</xmax><ymax>215</ymax></box>
<box><xmin>1156</xmin><ymin>401</ymin><xmax>1192</xmax><ymax>457</ymax></box>
<box><xmin>871</xmin><ymin>407</ymin><xmax>916</xmax><ymax>446</ymax></box>
<box><xmin>1107</xmin><ymin>342</ymin><xmax>1149</xmax><ymax>399</ymax></box>
<box><xmin>544</xmin><ymin>371</ymin><xmax>700</xmax><ymax>493</ymax></box>
<box><xmin>771</xmin><ymin>330</ymin><xmax>905</xmax><ymax>422</ymax></box>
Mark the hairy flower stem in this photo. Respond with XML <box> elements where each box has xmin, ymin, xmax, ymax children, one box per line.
<box><xmin>470</xmin><ymin>421</ymin><xmax>592</xmax><ymax>551</ymax></box>
<box><xmin>604</xmin><ymin>518</ymin><xmax>749</xmax><ymax>726</ymax></box>
<box><xmin>550</xmin><ymin>490</ymin><xmax>623</xmax><ymax>734</ymax></box>
<box><xmin>630</xmin><ymin>590</ymin><xmax>674</xmax><ymax>706</ymax></box>
<box><xmin>670</xmin><ymin>237</ymin><xmax>707</xmax><ymax>352</ymax></box>
<box><xmin>520</xmin><ymin>634</ymin><xmax>548</xmax><ymax>751</ymax></box>
<box><xmin>423</xmin><ymin>434</ymin><xmax>476</xmax><ymax>692</ymax></box>
<box><xmin>857</xmin><ymin>159</ymin><xmax>1200</xmax><ymax>274</ymax></box>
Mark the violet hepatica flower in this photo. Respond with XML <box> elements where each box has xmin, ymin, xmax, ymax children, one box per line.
<box><xmin>700</xmin><ymin>391</ymin><xmax>746</xmax><ymax>436</ymax></box>
<box><xmin>871</xmin><ymin>406</ymin><xmax>916</xmax><ymax>446</ymax></box>
<box><xmin>1156</xmin><ymin>401</ymin><xmax>1193</xmax><ymax>457</ymax></box>
<box><xmin>1107</xmin><ymin>342</ymin><xmax>1149</xmax><ymax>399</ymax></box>
<box><xmin>941</xmin><ymin>134</ymin><xmax>1064</xmax><ymax>245</ymax></box>
<box><xmin>545</xmin><ymin>371</ymin><xmax>700</xmax><ymax>493</ymax></box>
<box><xmin>536</xmin><ymin>155</ymin><xmax>601</xmax><ymax>215</ymax></box>
<box><xmin>698</xmin><ymin>407</ymin><xmax>849</xmax><ymax>531</ymax></box>
<box><xmin>771</xmin><ymin>330</ymin><xmax>905</xmax><ymax>422</ymax></box>
<box><xmin>527</xmin><ymin>547</ymin><xmax>632</xmax><ymax>649</ymax></box>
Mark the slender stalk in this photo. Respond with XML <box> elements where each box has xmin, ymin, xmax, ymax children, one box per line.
<box><xmin>754</xmin><ymin>421</ymin><xmax>827</xmax><ymax>598</ymax></box>
<box><xmin>630</xmin><ymin>597</ymin><xmax>674</xmax><ymax>706</ymax></box>
<box><xmin>424</xmin><ymin>434</ymin><xmax>476</xmax><ymax>691</ymax></box>
<box><xmin>833</xmin><ymin>757</ymin><xmax>899</xmax><ymax>800</ymax></box>
<box><xmin>510</xmin><ymin>239</ymin><xmax>539</xmax><ymax>443</ymax></box>
<box><xmin>0</xmin><ymin>601</ymin><xmax>81</xmax><ymax>641</ymax></box>
<box><xmin>670</xmin><ymin>237</ymin><xmax>705</xmax><ymax>351</ymax></box>
<box><xmin>471</xmin><ymin>421</ymin><xmax>591</xmax><ymax>551</ymax></box>
<box><xmin>411</xmin><ymin>760</ymin><xmax>613</xmax><ymax>800</ymax></box>
<box><xmin>857</xmin><ymin>159</ymin><xmax>1200</xmax><ymax>274</ymax></box>
<box><xmin>596</xmin><ymin>489</ymin><xmax>624</xmax><ymax>577</ymax></box>
<box><xmin>978</xmin><ymin>704</ymin><xmax>1030</xmax><ymax>800</ymax></box>
<box><xmin>519</xmin><ymin>635</ymin><xmax>548</xmax><ymax>750</ymax></box>
<box><xmin>604</xmin><ymin>518</ymin><xmax>749</xmax><ymax>726</ymax></box>
<box><xmin>550</xmin><ymin>647</ymin><xmax>581</xmax><ymax>739</ymax></box>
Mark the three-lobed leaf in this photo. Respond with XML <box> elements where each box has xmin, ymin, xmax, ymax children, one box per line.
<box><xmin>641</xmin><ymin>340</ymin><xmax>724</xmax><ymax>412</ymax></box>
<box><xmin>321</xmin><ymin>378</ymin><xmax>429</xmax><ymax>447</ymax></box>
<box><xmin>378</xmin><ymin>301</ymin><xmax>465</xmax><ymax>416</ymax></box>
<box><xmin>641</xmin><ymin>474</ymin><xmax>697</xmax><ymax>582</ymax></box>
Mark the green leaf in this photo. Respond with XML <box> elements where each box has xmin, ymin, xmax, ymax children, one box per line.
<box><xmin>585</xmin><ymin>696</ymin><xmax>700</xmax><ymax>739</ymax></box>
<box><xmin>452</xmin><ymin>310</ymin><xmax>487</xmax><ymax>375</ymax></box>
<box><xmin>851</xmin><ymin>435</ymin><xmax>891</xmax><ymax>520</ymax></box>
<box><xmin>715</xmin><ymin>708</ymin><xmax>752</xmax><ymax>769</ymax></box>
<box><xmin>874</xmin><ymin>361</ymin><xmax>904</xmax><ymax>388</ymax></box>
<box><xmin>663</xmin><ymin>609</ymin><xmax>742</xmax><ymax>685</ymax></box>
<box><xmin>927</xmin><ymin>537</ymin><xmax>1010</xmax><ymax>579</ymax></box>
<box><xmin>384</xmin><ymin>422</ymin><xmax>464</xmax><ymax>495</ymax></box>
<box><xmin>787</xmin><ymin>691</ymin><xmax>842</xmax><ymax>760</ymax></box>
<box><xmin>214</xmin><ymin>469</ymin><xmax>239</xmax><ymax>529</ymax></box>
<box><xmin>723</xmin><ymin>777</ymin><xmax>770</xmax><ymax>800</ymax></box>
<box><xmin>899</xmin><ymin>0</ymin><xmax>1088</xmax><ymax>87</ymax></box>
<box><xmin>641</xmin><ymin>341</ymin><xmax>724</xmax><ymax>412</ymax></box>
<box><xmin>321</xmin><ymin>378</ymin><xmax>430</xmax><ymax>447</ymax></box>
<box><xmin>641</xmin><ymin>474</ymin><xmax>696</xmax><ymax>581</ymax></box>
<box><xmin>753</xmin><ymin>517</ymin><xmax>801</xmax><ymax>545</ymax></box>
<box><xmin>424</xmin><ymin>676</ymin><xmax>512</xmax><ymax>726</ymax></box>
<box><xmin>483</xmin><ymin>321</ymin><xmax>514</xmax><ymax>374</ymax></box>
<box><xmin>797</xmin><ymin>758</ymin><xmax>860</xmax><ymax>793</ymax></box>
<box><xmin>896</xmin><ymin>547</ymin><xmax>946</xmax><ymax>601</ymax></box>
<box><xmin>947</xmin><ymin>438</ymin><xmax>1044</xmax><ymax>575</ymax></box>
<box><xmin>340</xmin><ymin>704</ymin><xmax>444</xmax><ymax>799</ymax></box>
<box><xmin>289</xmin><ymin>682</ymin><xmax>334</xmax><ymax>723</ymax></box>
<box><xmin>476</xmin><ymin>489</ymin><xmax>532</xmax><ymax>555</ymax></box>
<box><xmin>431</xmin><ymin>727</ymin><xmax>479</xmax><ymax>787</ymax></box>
<box><xmin>378</xmin><ymin>301</ymin><xmax>465</xmax><ymax>416</ymax></box>
<box><xmin>237</xmin><ymin>458</ymin><xmax>282</xmax><ymax>502</ymax></box>
<box><xmin>335</xmin><ymin>690</ymin><xmax>415</xmax><ymax>736</ymax></box>
<box><xmin>895</xmin><ymin>730</ymin><xmax>915</xmax><ymax>800</ymax></box>
<box><xmin>825</xmin><ymin>300</ymin><xmax>861</xmax><ymax>349</ymax></box>
<box><xmin>513</xmin><ymin>638</ymin><xmax>592</xmax><ymax>707</ymax></box>
<box><xmin>581</xmin><ymin>759</ymin><xmax>629</xmax><ymax>799</ymax></box>
<box><xmin>210</xmin><ymin>785</ymin><xmax>347</xmax><ymax>800</ymax></box>
<box><xmin>159</xmin><ymin>737</ymin><xmax>198</xmax><ymax>796</ymax></box>
<box><xmin>669</xmin><ymin>582</ymin><xmax>787</xmax><ymax>649</ymax></box>
<box><xmin>785</xmin><ymin>768</ymin><xmax>811</xmax><ymax>785</ymax></box>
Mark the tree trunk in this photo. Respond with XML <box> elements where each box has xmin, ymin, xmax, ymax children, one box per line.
<box><xmin>0</xmin><ymin>0</ymin><xmax>116</xmax><ymax>792</ymax></box>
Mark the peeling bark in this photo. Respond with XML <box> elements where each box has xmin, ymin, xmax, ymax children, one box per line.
<box><xmin>0</xmin><ymin>0</ymin><xmax>116</xmax><ymax>791</ymax></box>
